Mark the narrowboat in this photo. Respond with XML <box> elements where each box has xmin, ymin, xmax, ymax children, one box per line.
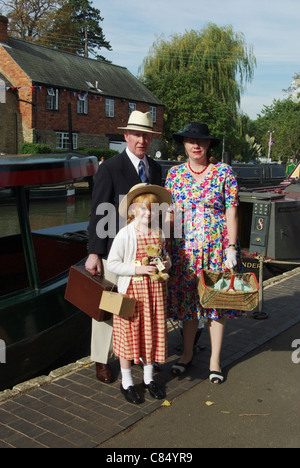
<box><xmin>0</xmin><ymin>153</ymin><xmax>98</xmax><ymax>391</ymax></box>
<box><xmin>238</xmin><ymin>162</ymin><xmax>300</xmax><ymax>278</ymax></box>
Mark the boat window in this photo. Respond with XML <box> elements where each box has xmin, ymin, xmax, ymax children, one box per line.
<box><xmin>0</xmin><ymin>234</ymin><xmax>29</xmax><ymax>295</ymax></box>
<box><xmin>0</xmin><ymin>202</ymin><xmax>20</xmax><ymax>236</ymax></box>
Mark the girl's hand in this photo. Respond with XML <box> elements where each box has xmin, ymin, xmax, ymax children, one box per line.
<box><xmin>135</xmin><ymin>265</ymin><xmax>158</xmax><ymax>276</ymax></box>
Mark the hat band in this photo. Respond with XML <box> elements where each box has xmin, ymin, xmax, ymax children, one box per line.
<box><xmin>126</xmin><ymin>122</ymin><xmax>153</xmax><ymax>130</ymax></box>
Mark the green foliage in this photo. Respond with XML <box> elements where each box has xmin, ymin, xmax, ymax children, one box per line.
<box><xmin>253</xmin><ymin>99</ymin><xmax>300</xmax><ymax>160</ymax></box>
<box><xmin>19</xmin><ymin>144</ymin><xmax>118</xmax><ymax>160</ymax></box>
<box><xmin>241</xmin><ymin>135</ymin><xmax>262</xmax><ymax>162</ymax></box>
<box><xmin>47</xmin><ymin>0</ymin><xmax>112</xmax><ymax>58</ymax></box>
<box><xmin>6</xmin><ymin>0</ymin><xmax>111</xmax><ymax>59</ymax></box>
<box><xmin>79</xmin><ymin>148</ymin><xmax>118</xmax><ymax>161</ymax></box>
<box><xmin>139</xmin><ymin>24</ymin><xmax>256</xmax><ymax>149</ymax></box>
<box><xmin>19</xmin><ymin>142</ymin><xmax>52</xmax><ymax>154</ymax></box>
<box><xmin>6</xmin><ymin>0</ymin><xmax>61</xmax><ymax>40</ymax></box>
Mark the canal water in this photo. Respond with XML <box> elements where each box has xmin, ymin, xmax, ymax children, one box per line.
<box><xmin>0</xmin><ymin>192</ymin><xmax>92</xmax><ymax>237</ymax></box>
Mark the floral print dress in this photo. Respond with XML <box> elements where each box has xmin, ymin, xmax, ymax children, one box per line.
<box><xmin>165</xmin><ymin>162</ymin><xmax>245</xmax><ymax>321</ymax></box>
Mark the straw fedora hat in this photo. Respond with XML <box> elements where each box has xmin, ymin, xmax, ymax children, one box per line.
<box><xmin>173</xmin><ymin>122</ymin><xmax>220</xmax><ymax>147</ymax></box>
<box><xmin>118</xmin><ymin>111</ymin><xmax>161</xmax><ymax>134</ymax></box>
<box><xmin>119</xmin><ymin>183</ymin><xmax>172</xmax><ymax>218</ymax></box>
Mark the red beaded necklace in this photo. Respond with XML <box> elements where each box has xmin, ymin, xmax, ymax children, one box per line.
<box><xmin>188</xmin><ymin>161</ymin><xmax>208</xmax><ymax>175</ymax></box>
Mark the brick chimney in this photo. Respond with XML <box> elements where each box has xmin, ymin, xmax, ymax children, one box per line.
<box><xmin>0</xmin><ymin>16</ymin><xmax>8</xmax><ymax>44</ymax></box>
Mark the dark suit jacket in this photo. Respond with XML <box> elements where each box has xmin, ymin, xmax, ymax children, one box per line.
<box><xmin>88</xmin><ymin>150</ymin><xmax>162</xmax><ymax>257</ymax></box>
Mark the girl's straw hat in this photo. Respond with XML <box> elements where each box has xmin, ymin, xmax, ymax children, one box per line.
<box><xmin>119</xmin><ymin>183</ymin><xmax>172</xmax><ymax>218</ymax></box>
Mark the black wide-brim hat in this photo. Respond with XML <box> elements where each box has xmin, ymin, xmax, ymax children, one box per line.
<box><xmin>173</xmin><ymin>122</ymin><xmax>221</xmax><ymax>148</ymax></box>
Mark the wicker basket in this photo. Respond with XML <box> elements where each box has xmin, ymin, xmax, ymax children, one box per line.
<box><xmin>198</xmin><ymin>269</ymin><xmax>259</xmax><ymax>311</ymax></box>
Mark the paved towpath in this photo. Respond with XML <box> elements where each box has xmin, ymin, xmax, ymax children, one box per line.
<box><xmin>0</xmin><ymin>269</ymin><xmax>300</xmax><ymax>448</ymax></box>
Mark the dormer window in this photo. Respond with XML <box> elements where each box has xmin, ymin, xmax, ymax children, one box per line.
<box><xmin>86</xmin><ymin>81</ymin><xmax>103</xmax><ymax>93</ymax></box>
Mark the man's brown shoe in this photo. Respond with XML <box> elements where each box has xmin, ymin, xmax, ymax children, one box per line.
<box><xmin>96</xmin><ymin>362</ymin><xmax>113</xmax><ymax>383</ymax></box>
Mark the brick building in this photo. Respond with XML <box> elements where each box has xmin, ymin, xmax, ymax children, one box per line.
<box><xmin>0</xmin><ymin>15</ymin><xmax>164</xmax><ymax>154</ymax></box>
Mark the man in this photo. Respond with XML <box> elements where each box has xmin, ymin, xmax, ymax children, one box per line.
<box><xmin>85</xmin><ymin>111</ymin><xmax>162</xmax><ymax>383</ymax></box>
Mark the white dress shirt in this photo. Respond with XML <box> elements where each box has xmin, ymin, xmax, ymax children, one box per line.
<box><xmin>126</xmin><ymin>147</ymin><xmax>150</xmax><ymax>179</ymax></box>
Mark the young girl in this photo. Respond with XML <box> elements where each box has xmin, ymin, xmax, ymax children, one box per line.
<box><xmin>106</xmin><ymin>183</ymin><xmax>172</xmax><ymax>404</ymax></box>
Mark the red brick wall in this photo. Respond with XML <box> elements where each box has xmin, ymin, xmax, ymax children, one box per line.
<box><xmin>0</xmin><ymin>42</ymin><xmax>164</xmax><ymax>150</ymax></box>
<box><xmin>0</xmin><ymin>47</ymin><xmax>34</xmax><ymax>128</ymax></box>
<box><xmin>35</xmin><ymin>87</ymin><xmax>164</xmax><ymax>137</ymax></box>
<box><xmin>0</xmin><ymin>16</ymin><xmax>8</xmax><ymax>43</ymax></box>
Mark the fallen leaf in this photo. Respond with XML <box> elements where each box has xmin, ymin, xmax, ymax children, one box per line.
<box><xmin>161</xmin><ymin>400</ymin><xmax>172</xmax><ymax>407</ymax></box>
<box><xmin>239</xmin><ymin>413</ymin><xmax>270</xmax><ymax>417</ymax></box>
<box><xmin>205</xmin><ymin>401</ymin><xmax>215</xmax><ymax>406</ymax></box>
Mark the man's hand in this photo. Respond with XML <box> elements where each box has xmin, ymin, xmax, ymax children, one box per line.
<box><xmin>85</xmin><ymin>254</ymin><xmax>102</xmax><ymax>276</ymax></box>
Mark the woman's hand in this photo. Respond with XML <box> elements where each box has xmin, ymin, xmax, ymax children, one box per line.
<box><xmin>225</xmin><ymin>248</ymin><xmax>238</xmax><ymax>269</ymax></box>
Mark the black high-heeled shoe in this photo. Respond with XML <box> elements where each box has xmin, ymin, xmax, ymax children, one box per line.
<box><xmin>171</xmin><ymin>358</ymin><xmax>193</xmax><ymax>376</ymax></box>
<box><xmin>209</xmin><ymin>370</ymin><xmax>224</xmax><ymax>385</ymax></box>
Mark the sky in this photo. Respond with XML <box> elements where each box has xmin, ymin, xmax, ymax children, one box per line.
<box><xmin>93</xmin><ymin>0</ymin><xmax>300</xmax><ymax>120</ymax></box>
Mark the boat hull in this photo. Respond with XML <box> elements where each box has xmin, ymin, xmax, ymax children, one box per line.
<box><xmin>0</xmin><ymin>275</ymin><xmax>91</xmax><ymax>392</ymax></box>
<box><xmin>238</xmin><ymin>184</ymin><xmax>300</xmax><ymax>279</ymax></box>
<box><xmin>0</xmin><ymin>186</ymin><xmax>75</xmax><ymax>205</ymax></box>
<box><xmin>0</xmin><ymin>154</ymin><xmax>98</xmax><ymax>391</ymax></box>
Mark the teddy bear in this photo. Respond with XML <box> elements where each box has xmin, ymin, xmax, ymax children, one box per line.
<box><xmin>142</xmin><ymin>244</ymin><xmax>170</xmax><ymax>282</ymax></box>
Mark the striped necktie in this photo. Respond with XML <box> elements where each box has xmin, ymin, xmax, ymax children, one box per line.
<box><xmin>138</xmin><ymin>160</ymin><xmax>149</xmax><ymax>183</ymax></box>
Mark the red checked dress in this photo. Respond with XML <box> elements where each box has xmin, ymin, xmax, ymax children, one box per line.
<box><xmin>113</xmin><ymin>230</ymin><xmax>168</xmax><ymax>365</ymax></box>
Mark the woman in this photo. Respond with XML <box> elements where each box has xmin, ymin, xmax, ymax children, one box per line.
<box><xmin>165</xmin><ymin>122</ymin><xmax>243</xmax><ymax>384</ymax></box>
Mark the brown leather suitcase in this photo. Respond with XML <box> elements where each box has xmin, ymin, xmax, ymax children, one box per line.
<box><xmin>65</xmin><ymin>264</ymin><xmax>117</xmax><ymax>321</ymax></box>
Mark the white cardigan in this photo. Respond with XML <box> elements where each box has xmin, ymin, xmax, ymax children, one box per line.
<box><xmin>106</xmin><ymin>222</ymin><xmax>170</xmax><ymax>294</ymax></box>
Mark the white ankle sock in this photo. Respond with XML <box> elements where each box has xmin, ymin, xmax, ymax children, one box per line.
<box><xmin>143</xmin><ymin>363</ymin><xmax>154</xmax><ymax>385</ymax></box>
<box><xmin>121</xmin><ymin>368</ymin><xmax>133</xmax><ymax>390</ymax></box>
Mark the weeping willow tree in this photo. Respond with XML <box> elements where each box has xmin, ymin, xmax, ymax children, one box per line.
<box><xmin>139</xmin><ymin>24</ymin><xmax>256</xmax><ymax>153</ymax></box>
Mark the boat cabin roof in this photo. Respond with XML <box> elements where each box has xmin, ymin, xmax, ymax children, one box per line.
<box><xmin>0</xmin><ymin>153</ymin><xmax>98</xmax><ymax>188</ymax></box>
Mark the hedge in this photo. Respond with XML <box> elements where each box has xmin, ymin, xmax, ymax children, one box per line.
<box><xmin>79</xmin><ymin>148</ymin><xmax>119</xmax><ymax>161</ymax></box>
<box><xmin>19</xmin><ymin>144</ymin><xmax>119</xmax><ymax>161</ymax></box>
<box><xmin>19</xmin><ymin>143</ymin><xmax>53</xmax><ymax>154</ymax></box>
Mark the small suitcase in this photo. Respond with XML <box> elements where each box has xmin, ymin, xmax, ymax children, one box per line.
<box><xmin>65</xmin><ymin>264</ymin><xmax>117</xmax><ymax>321</ymax></box>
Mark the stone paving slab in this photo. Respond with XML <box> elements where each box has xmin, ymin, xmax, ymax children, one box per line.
<box><xmin>0</xmin><ymin>269</ymin><xmax>300</xmax><ymax>448</ymax></box>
